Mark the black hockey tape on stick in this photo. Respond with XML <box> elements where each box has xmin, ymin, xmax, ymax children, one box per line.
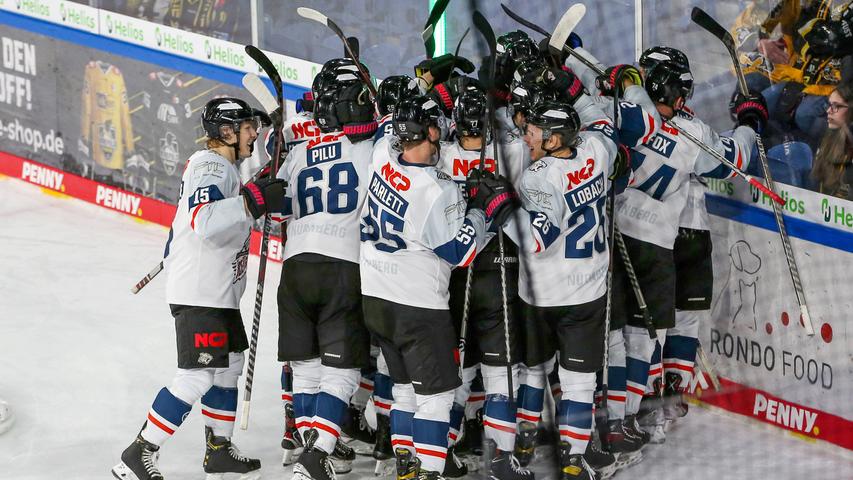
<box><xmin>346</xmin><ymin>36</ymin><xmax>360</xmax><ymax>59</ymax></box>
<box><xmin>614</xmin><ymin>229</ymin><xmax>656</xmax><ymax>340</ymax></box>
<box><xmin>423</xmin><ymin>0</ymin><xmax>451</xmax><ymax>58</ymax></box>
<box><xmin>242</xmin><ymin>44</ymin><xmax>287</xmax><ymax>430</ymax></box>
<box><xmin>296</xmin><ymin>7</ymin><xmax>377</xmax><ymax>98</ymax></box>
<box><xmin>691</xmin><ymin>6</ymin><xmax>813</xmax><ymax>335</ymax></box>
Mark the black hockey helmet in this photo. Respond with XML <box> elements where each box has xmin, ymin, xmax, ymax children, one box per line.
<box><xmin>510</xmin><ymin>77</ymin><xmax>557</xmax><ymax>116</ymax></box>
<box><xmin>201</xmin><ymin>97</ymin><xmax>263</xmax><ymax>140</ymax></box>
<box><xmin>639</xmin><ymin>46</ymin><xmax>690</xmax><ymax>71</ymax></box>
<box><xmin>312</xmin><ymin>67</ymin><xmax>360</xmax><ymax>98</ymax></box>
<box><xmin>644</xmin><ymin>59</ymin><xmax>694</xmax><ymax>108</ymax></box>
<box><xmin>321</xmin><ymin>57</ymin><xmax>370</xmax><ymax>75</ymax></box>
<box><xmin>497</xmin><ymin>30</ymin><xmax>539</xmax><ymax>62</ymax></box>
<box><xmin>314</xmin><ymin>90</ymin><xmax>342</xmax><ymax>133</ymax></box>
<box><xmin>453</xmin><ymin>88</ymin><xmax>487</xmax><ymax>138</ymax></box>
<box><xmin>377</xmin><ymin>75</ymin><xmax>420</xmax><ymax>116</ymax></box>
<box><xmin>525</xmin><ymin>100</ymin><xmax>581</xmax><ymax>147</ymax></box>
<box><xmin>393</xmin><ymin>95</ymin><xmax>443</xmax><ymax>142</ymax></box>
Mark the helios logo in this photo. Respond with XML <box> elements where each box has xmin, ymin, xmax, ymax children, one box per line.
<box><xmin>821</xmin><ymin>198</ymin><xmax>831</xmax><ymax>222</ymax></box>
<box><xmin>749</xmin><ymin>184</ymin><xmax>805</xmax><ymax>214</ymax></box>
<box><xmin>156</xmin><ymin>27</ymin><xmax>193</xmax><ymax>54</ymax></box>
<box><xmin>819</xmin><ymin>198</ymin><xmax>853</xmax><ymax>228</ymax></box>
<box><xmin>59</xmin><ymin>3</ymin><xmax>95</xmax><ymax>30</ymax></box>
<box><xmin>16</xmin><ymin>0</ymin><xmax>49</xmax><ymax>17</ymax></box>
<box><xmin>105</xmin><ymin>15</ymin><xmax>144</xmax><ymax>42</ymax></box>
<box><xmin>752</xmin><ymin>393</ymin><xmax>818</xmax><ymax>435</ymax></box>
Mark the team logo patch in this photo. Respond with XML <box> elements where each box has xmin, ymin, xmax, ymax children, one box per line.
<box><xmin>197</xmin><ymin>352</ymin><xmax>213</xmax><ymax>365</ymax></box>
<box><xmin>566</xmin><ymin>158</ymin><xmax>595</xmax><ymax>191</ymax></box>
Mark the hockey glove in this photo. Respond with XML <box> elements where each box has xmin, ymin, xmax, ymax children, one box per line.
<box><xmin>241</xmin><ymin>178</ymin><xmax>286</xmax><ymax>219</ymax></box>
<box><xmin>610</xmin><ymin>143</ymin><xmax>632</xmax><ymax>182</ymax></box>
<box><xmin>336</xmin><ymin>83</ymin><xmax>378</xmax><ymax>141</ymax></box>
<box><xmin>801</xmin><ymin>19</ymin><xmax>840</xmax><ymax>58</ymax></box>
<box><xmin>595</xmin><ymin>65</ymin><xmax>643</xmax><ymax>98</ymax></box>
<box><xmin>730</xmin><ymin>92</ymin><xmax>769</xmax><ymax>133</ymax></box>
<box><xmin>415</xmin><ymin>54</ymin><xmax>476</xmax><ymax>88</ymax></box>
<box><xmin>568</xmin><ymin>32</ymin><xmax>583</xmax><ymax>49</ymax></box>
<box><xmin>521</xmin><ymin>65</ymin><xmax>584</xmax><ymax>105</ymax></box>
<box><xmin>429</xmin><ymin>76</ymin><xmax>482</xmax><ymax>115</ymax></box>
<box><xmin>466</xmin><ymin>169</ymin><xmax>520</xmax><ymax>226</ymax></box>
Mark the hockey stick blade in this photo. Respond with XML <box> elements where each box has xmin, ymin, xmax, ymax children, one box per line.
<box><xmin>549</xmin><ymin>4</ymin><xmax>586</xmax><ymax>54</ymax></box>
<box><xmin>297</xmin><ymin>7</ymin><xmax>377</xmax><ymax>96</ymax></box>
<box><xmin>245</xmin><ymin>45</ymin><xmax>282</xmax><ymax>99</ymax></box>
<box><xmin>242</xmin><ymin>73</ymin><xmax>279</xmax><ymax>114</ymax></box>
<box><xmin>501</xmin><ymin>3</ymin><xmax>550</xmax><ymax>37</ymax></box>
<box><xmin>691</xmin><ymin>7</ymin><xmax>748</xmax><ymax>94</ymax></box>
<box><xmin>423</xmin><ymin>0</ymin><xmax>450</xmax><ymax>58</ymax></box>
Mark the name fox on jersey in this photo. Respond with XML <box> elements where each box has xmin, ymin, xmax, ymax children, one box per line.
<box><xmin>565</xmin><ymin>173</ymin><xmax>605</xmax><ymax>211</ymax></box>
<box><xmin>307</xmin><ymin>142</ymin><xmax>342</xmax><ymax>166</ymax></box>
<box><xmin>369</xmin><ymin>173</ymin><xmax>409</xmax><ymax>216</ymax></box>
<box><xmin>645</xmin><ymin>134</ymin><xmax>677</xmax><ymax>158</ymax></box>
<box><xmin>380</xmin><ymin>162</ymin><xmax>411</xmax><ymax>191</ymax></box>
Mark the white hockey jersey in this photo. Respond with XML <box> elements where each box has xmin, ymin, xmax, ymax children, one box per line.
<box><xmin>678</xmin><ymin>175</ymin><xmax>710</xmax><ymax>230</ymax></box>
<box><xmin>165</xmin><ymin>150</ymin><xmax>253</xmax><ymax>309</ymax></box>
<box><xmin>277</xmin><ymin>132</ymin><xmax>373</xmax><ymax>263</ymax></box>
<box><xmin>616</xmin><ymin>110</ymin><xmax>754</xmax><ymax>249</ymax></box>
<box><xmin>265</xmin><ymin>110</ymin><xmax>320</xmax><ymax>160</ymax></box>
<box><xmin>360</xmin><ymin>146</ymin><xmax>487</xmax><ymax>310</ymax></box>
<box><xmin>518</xmin><ymin>125</ymin><xmax>617</xmax><ymax>307</ymax></box>
<box><xmin>373</xmin><ymin>112</ymin><xmax>395</xmax><ymax>144</ymax></box>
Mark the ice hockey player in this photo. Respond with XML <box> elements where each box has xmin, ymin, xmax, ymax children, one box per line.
<box><xmin>112</xmin><ymin>97</ymin><xmax>280</xmax><ymax>480</ymax></box>
<box><xmin>276</xmin><ymin>76</ymin><xmax>378</xmax><ymax>480</ymax></box>
<box><xmin>436</xmin><ymin>87</ymin><xmax>532</xmax><ymax>480</ymax></box>
<box><xmin>515</xmin><ymin>61</ymin><xmax>648</xmax><ymax>476</ymax></box>
<box><xmin>360</xmin><ymin>95</ymin><xmax>519</xmax><ymax>480</ymax></box>
<box><xmin>274</xmin><ymin>56</ymin><xmax>374</xmax><ymax>468</ymax></box>
<box><xmin>608</xmin><ymin>53</ymin><xmax>762</xmax><ymax>449</ymax></box>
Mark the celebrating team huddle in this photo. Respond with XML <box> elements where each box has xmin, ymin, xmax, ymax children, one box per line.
<box><xmin>111</xmin><ymin>8</ymin><xmax>770</xmax><ymax>480</ymax></box>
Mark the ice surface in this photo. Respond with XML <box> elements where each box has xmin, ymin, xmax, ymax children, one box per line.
<box><xmin>0</xmin><ymin>177</ymin><xmax>850</xmax><ymax>479</ymax></box>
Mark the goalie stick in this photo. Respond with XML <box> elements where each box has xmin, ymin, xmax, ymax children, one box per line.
<box><xmin>130</xmin><ymin>72</ymin><xmax>284</xmax><ymax>296</ymax></box>
<box><xmin>499</xmin><ymin>4</ymin><xmax>786</xmax><ymax>207</ymax></box>
<box><xmin>241</xmin><ymin>44</ymin><xmax>287</xmax><ymax>430</ymax></box>
<box><xmin>297</xmin><ymin>7</ymin><xmax>377</xmax><ymax>98</ymax></box>
<box><xmin>691</xmin><ymin>6</ymin><xmax>813</xmax><ymax>335</ymax></box>
<box><xmin>696</xmin><ymin>344</ymin><xmax>721</xmax><ymax>391</ymax></box>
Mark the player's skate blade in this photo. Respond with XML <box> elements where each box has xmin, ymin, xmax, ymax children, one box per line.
<box><xmin>111</xmin><ymin>462</ymin><xmax>158</xmax><ymax>480</ymax></box>
<box><xmin>205</xmin><ymin>473</ymin><xmax>262</xmax><ymax>480</ymax></box>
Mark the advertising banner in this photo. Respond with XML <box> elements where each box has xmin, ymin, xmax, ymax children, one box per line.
<box><xmin>699</xmin><ymin>181</ymin><xmax>852</xmax><ymax>449</ymax></box>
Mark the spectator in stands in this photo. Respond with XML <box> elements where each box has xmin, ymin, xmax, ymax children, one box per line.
<box><xmin>811</xmin><ymin>82</ymin><xmax>852</xmax><ymax>199</ymax></box>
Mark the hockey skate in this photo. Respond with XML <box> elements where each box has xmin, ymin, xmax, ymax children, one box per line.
<box><xmin>513</xmin><ymin>421</ymin><xmax>537</xmax><ymax>467</ymax></box>
<box><xmin>293</xmin><ymin>429</ymin><xmax>336</xmax><ymax>480</ymax></box>
<box><xmin>584</xmin><ymin>429</ymin><xmax>615</xmax><ymax>480</ymax></box>
<box><xmin>558</xmin><ymin>443</ymin><xmax>598</xmax><ymax>480</ymax></box>
<box><xmin>639</xmin><ymin>408</ymin><xmax>666</xmax><ymax>444</ymax></box>
<box><xmin>416</xmin><ymin>469</ymin><xmax>446</xmax><ymax>480</ymax></box>
<box><xmin>341</xmin><ymin>404</ymin><xmax>376</xmax><ymax>455</ymax></box>
<box><xmin>442</xmin><ymin>445</ymin><xmax>469</xmax><ymax>478</ymax></box>
<box><xmin>395</xmin><ymin>447</ymin><xmax>420</xmax><ymax>480</ymax></box>
<box><xmin>283</xmin><ymin>403</ymin><xmax>305</xmax><ymax>466</ymax></box>
<box><xmin>600</xmin><ymin>419</ymin><xmax>643</xmax><ymax>472</ymax></box>
<box><xmin>623</xmin><ymin>415</ymin><xmax>650</xmax><ymax>445</ymax></box>
<box><xmin>458</xmin><ymin>409</ymin><xmax>485</xmax><ymax>457</ymax></box>
<box><xmin>662</xmin><ymin>372</ymin><xmax>689</xmax><ymax>422</ymax></box>
<box><xmin>373</xmin><ymin>414</ymin><xmax>393</xmax><ymax>461</ymax></box>
<box><xmin>203</xmin><ymin>426</ymin><xmax>261</xmax><ymax>480</ymax></box>
<box><xmin>111</xmin><ymin>432</ymin><xmax>163</xmax><ymax>480</ymax></box>
<box><xmin>0</xmin><ymin>399</ymin><xmax>13</xmax><ymax>435</ymax></box>
<box><xmin>489</xmin><ymin>450</ymin><xmax>534</xmax><ymax>480</ymax></box>
<box><xmin>330</xmin><ymin>437</ymin><xmax>355</xmax><ymax>474</ymax></box>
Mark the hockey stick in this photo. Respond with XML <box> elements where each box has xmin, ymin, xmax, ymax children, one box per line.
<box><xmin>296</xmin><ymin>7</ymin><xmax>377</xmax><ymax>98</ymax></box>
<box><xmin>131</xmin><ymin>261</ymin><xmax>163</xmax><ymax>294</ymax></box>
<box><xmin>423</xmin><ymin>0</ymin><xmax>451</xmax><ymax>58</ymax></box>
<box><xmin>547</xmin><ymin>4</ymin><xmax>587</xmax><ymax>59</ymax></box>
<box><xmin>130</xmin><ymin>73</ymin><xmax>280</xmax><ymax>297</ymax></box>
<box><xmin>691</xmin><ymin>6</ymin><xmax>813</xmax><ymax>335</ymax></box>
<box><xmin>473</xmin><ymin>9</ymin><xmax>515</xmax><ymax>406</ymax></box>
<box><xmin>499</xmin><ymin>4</ymin><xmax>785</xmax><ymax>206</ymax></box>
<box><xmin>241</xmin><ymin>45</ymin><xmax>286</xmax><ymax>430</ymax></box>
<box><xmin>695</xmin><ymin>344</ymin><xmax>721</xmax><ymax>391</ymax></box>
